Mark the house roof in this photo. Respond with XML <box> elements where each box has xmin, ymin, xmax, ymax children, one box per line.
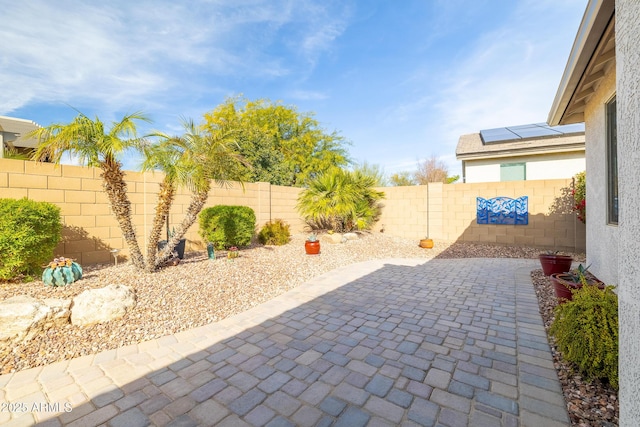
<box><xmin>0</xmin><ymin>116</ymin><xmax>41</xmax><ymax>149</ymax></box>
<box><xmin>548</xmin><ymin>0</ymin><xmax>615</xmax><ymax>125</ymax></box>
<box><xmin>456</xmin><ymin>123</ymin><xmax>585</xmax><ymax>160</ymax></box>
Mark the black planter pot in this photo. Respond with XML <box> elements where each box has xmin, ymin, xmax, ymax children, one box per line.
<box><xmin>158</xmin><ymin>239</ymin><xmax>186</xmax><ymax>259</ymax></box>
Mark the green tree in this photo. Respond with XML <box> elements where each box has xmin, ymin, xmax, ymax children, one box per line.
<box><xmin>353</xmin><ymin>161</ymin><xmax>387</xmax><ymax>186</ymax></box>
<box><xmin>296</xmin><ymin>168</ymin><xmax>385</xmax><ymax>232</ymax></box>
<box><xmin>30</xmin><ymin>112</ymin><xmax>150</xmax><ymax>270</ymax></box>
<box><xmin>203</xmin><ymin>97</ymin><xmax>350</xmax><ymax>186</ymax></box>
<box><xmin>143</xmin><ymin>119</ymin><xmax>248</xmax><ymax>270</ymax></box>
<box><xmin>389</xmin><ymin>171</ymin><xmax>416</xmax><ymax>186</ymax></box>
<box><xmin>31</xmin><ymin>112</ymin><xmax>247</xmax><ymax>272</ymax></box>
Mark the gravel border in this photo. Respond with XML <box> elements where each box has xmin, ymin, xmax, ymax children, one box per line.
<box><xmin>531</xmin><ymin>269</ymin><xmax>619</xmax><ymax>426</ymax></box>
<box><xmin>0</xmin><ymin>233</ymin><xmax>617</xmax><ymax>425</ymax></box>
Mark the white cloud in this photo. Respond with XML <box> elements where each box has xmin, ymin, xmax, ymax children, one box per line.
<box><xmin>0</xmin><ymin>0</ymin><xmax>352</xmax><ymax>117</ymax></box>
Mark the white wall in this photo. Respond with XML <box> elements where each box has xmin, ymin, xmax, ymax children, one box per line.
<box><xmin>583</xmin><ymin>67</ymin><xmax>618</xmax><ymax>285</ymax></box>
<box><xmin>463</xmin><ymin>153</ymin><xmax>585</xmax><ymax>183</ymax></box>
<box><xmin>616</xmin><ymin>2</ymin><xmax>640</xmax><ymax>424</ymax></box>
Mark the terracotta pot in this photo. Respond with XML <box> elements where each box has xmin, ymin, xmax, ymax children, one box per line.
<box><xmin>305</xmin><ymin>240</ymin><xmax>320</xmax><ymax>255</ymax></box>
<box><xmin>419</xmin><ymin>238</ymin><xmax>434</xmax><ymax>249</ymax></box>
<box><xmin>550</xmin><ymin>273</ymin><xmax>605</xmax><ymax>303</ymax></box>
<box><xmin>539</xmin><ymin>254</ymin><xmax>573</xmax><ymax>276</ymax></box>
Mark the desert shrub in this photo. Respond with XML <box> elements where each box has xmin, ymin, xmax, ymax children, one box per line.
<box><xmin>199</xmin><ymin>205</ymin><xmax>256</xmax><ymax>250</ymax></box>
<box><xmin>0</xmin><ymin>198</ymin><xmax>62</xmax><ymax>281</ymax></box>
<box><xmin>258</xmin><ymin>219</ymin><xmax>291</xmax><ymax>246</ymax></box>
<box><xmin>296</xmin><ymin>167</ymin><xmax>385</xmax><ymax>232</ymax></box>
<box><xmin>550</xmin><ymin>282</ymin><xmax>618</xmax><ymax>388</ymax></box>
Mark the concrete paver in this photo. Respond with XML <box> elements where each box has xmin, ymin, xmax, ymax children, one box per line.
<box><xmin>0</xmin><ymin>258</ymin><xmax>570</xmax><ymax>426</ymax></box>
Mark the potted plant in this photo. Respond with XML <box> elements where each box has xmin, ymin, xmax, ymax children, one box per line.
<box><xmin>419</xmin><ymin>236</ymin><xmax>434</xmax><ymax>249</ymax></box>
<box><xmin>550</xmin><ymin>264</ymin><xmax>605</xmax><ymax>303</ymax></box>
<box><xmin>227</xmin><ymin>246</ymin><xmax>239</xmax><ymax>259</ymax></box>
<box><xmin>305</xmin><ymin>233</ymin><xmax>320</xmax><ymax>255</ymax></box>
<box><xmin>539</xmin><ymin>251</ymin><xmax>573</xmax><ymax>276</ymax></box>
<box><xmin>158</xmin><ymin>227</ymin><xmax>187</xmax><ymax>259</ymax></box>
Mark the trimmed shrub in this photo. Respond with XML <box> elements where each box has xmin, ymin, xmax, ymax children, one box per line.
<box><xmin>258</xmin><ymin>219</ymin><xmax>291</xmax><ymax>246</ymax></box>
<box><xmin>550</xmin><ymin>282</ymin><xmax>618</xmax><ymax>388</ymax></box>
<box><xmin>199</xmin><ymin>205</ymin><xmax>256</xmax><ymax>250</ymax></box>
<box><xmin>0</xmin><ymin>198</ymin><xmax>62</xmax><ymax>281</ymax></box>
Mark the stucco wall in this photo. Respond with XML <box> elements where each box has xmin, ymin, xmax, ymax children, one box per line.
<box><xmin>583</xmin><ymin>60</ymin><xmax>618</xmax><ymax>285</ymax></box>
<box><xmin>1</xmin><ymin>158</ymin><xmax>585</xmax><ymax>264</ymax></box>
<box><xmin>615</xmin><ymin>1</ymin><xmax>640</xmax><ymax>424</ymax></box>
<box><xmin>464</xmin><ymin>153</ymin><xmax>585</xmax><ymax>183</ymax></box>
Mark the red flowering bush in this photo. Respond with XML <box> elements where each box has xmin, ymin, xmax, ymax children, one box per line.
<box><xmin>573</xmin><ymin>171</ymin><xmax>586</xmax><ymax>223</ymax></box>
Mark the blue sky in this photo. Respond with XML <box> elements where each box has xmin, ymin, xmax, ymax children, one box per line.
<box><xmin>1</xmin><ymin>0</ymin><xmax>587</xmax><ymax>179</ymax></box>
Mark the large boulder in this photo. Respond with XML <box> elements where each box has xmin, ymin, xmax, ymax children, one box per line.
<box><xmin>0</xmin><ymin>296</ymin><xmax>71</xmax><ymax>343</ymax></box>
<box><xmin>71</xmin><ymin>284</ymin><xmax>136</xmax><ymax>327</ymax></box>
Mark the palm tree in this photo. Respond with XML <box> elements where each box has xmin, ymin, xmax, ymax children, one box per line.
<box><xmin>144</xmin><ymin>119</ymin><xmax>248</xmax><ymax>271</ymax></box>
<box><xmin>30</xmin><ymin>112</ymin><xmax>151</xmax><ymax>270</ymax></box>
<box><xmin>297</xmin><ymin>168</ymin><xmax>385</xmax><ymax>232</ymax></box>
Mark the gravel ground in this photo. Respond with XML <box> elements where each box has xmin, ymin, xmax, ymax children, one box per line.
<box><xmin>531</xmin><ymin>269</ymin><xmax>619</xmax><ymax>426</ymax></box>
<box><xmin>0</xmin><ymin>232</ymin><xmax>616</xmax><ymax>425</ymax></box>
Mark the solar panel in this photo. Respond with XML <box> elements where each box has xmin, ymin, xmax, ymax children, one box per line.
<box><xmin>480</xmin><ymin>122</ymin><xmax>584</xmax><ymax>144</ymax></box>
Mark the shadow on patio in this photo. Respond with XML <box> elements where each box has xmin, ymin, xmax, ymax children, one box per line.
<box><xmin>24</xmin><ymin>257</ymin><xmax>568</xmax><ymax>427</ymax></box>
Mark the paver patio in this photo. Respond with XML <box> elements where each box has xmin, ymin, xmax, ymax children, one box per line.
<box><xmin>0</xmin><ymin>258</ymin><xmax>569</xmax><ymax>426</ymax></box>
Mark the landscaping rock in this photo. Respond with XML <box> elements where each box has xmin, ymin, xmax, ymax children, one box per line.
<box><xmin>71</xmin><ymin>284</ymin><xmax>136</xmax><ymax>326</ymax></box>
<box><xmin>323</xmin><ymin>233</ymin><xmax>344</xmax><ymax>244</ymax></box>
<box><xmin>343</xmin><ymin>232</ymin><xmax>359</xmax><ymax>240</ymax></box>
<box><xmin>0</xmin><ymin>296</ymin><xmax>71</xmax><ymax>343</ymax></box>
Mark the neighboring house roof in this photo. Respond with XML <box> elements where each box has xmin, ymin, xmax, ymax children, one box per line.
<box><xmin>0</xmin><ymin>116</ymin><xmax>41</xmax><ymax>149</ymax></box>
<box><xmin>456</xmin><ymin>122</ymin><xmax>585</xmax><ymax>161</ymax></box>
<box><xmin>548</xmin><ymin>0</ymin><xmax>615</xmax><ymax>125</ymax></box>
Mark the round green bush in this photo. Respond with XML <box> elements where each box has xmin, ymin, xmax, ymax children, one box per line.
<box><xmin>0</xmin><ymin>198</ymin><xmax>62</xmax><ymax>281</ymax></box>
<box><xmin>258</xmin><ymin>219</ymin><xmax>291</xmax><ymax>246</ymax></box>
<box><xmin>550</xmin><ymin>283</ymin><xmax>618</xmax><ymax>388</ymax></box>
<box><xmin>199</xmin><ymin>205</ymin><xmax>256</xmax><ymax>250</ymax></box>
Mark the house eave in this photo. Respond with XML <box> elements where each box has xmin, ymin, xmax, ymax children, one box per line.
<box><xmin>456</xmin><ymin>144</ymin><xmax>585</xmax><ymax>162</ymax></box>
<box><xmin>548</xmin><ymin>0</ymin><xmax>615</xmax><ymax>126</ymax></box>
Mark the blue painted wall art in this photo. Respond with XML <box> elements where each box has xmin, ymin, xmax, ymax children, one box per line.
<box><xmin>476</xmin><ymin>196</ymin><xmax>528</xmax><ymax>225</ymax></box>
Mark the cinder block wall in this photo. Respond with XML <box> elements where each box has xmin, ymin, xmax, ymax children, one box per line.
<box><xmin>0</xmin><ymin>159</ymin><xmax>304</xmax><ymax>265</ymax></box>
<box><xmin>375</xmin><ymin>179</ymin><xmax>585</xmax><ymax>252</ymax></box>
<box><xmin>1</xmin><ymin>158</ymin><xmax>585</xmax><ymax>265</ymax></box>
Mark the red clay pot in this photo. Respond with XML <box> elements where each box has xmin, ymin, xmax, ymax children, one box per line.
<box><xmin>550</xmin><ymin>273</ymin><xmax>605</xmax><ymax>303</ymax></box>
<box><xmin>305</xmin><ymin>240</ymin><xmax>320</xmax><ymax>255</ymax></box>
<box><xmin>539</xmin><ymin>254</ymin><xmax>573</xmax><ymax>276</ymax></box>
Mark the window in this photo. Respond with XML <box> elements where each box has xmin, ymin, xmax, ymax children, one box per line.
<box><xmin>500</xmin><ymin>163</ymin><xmax>526</xmax><ymax>181</ymax></box>
<box><xmin>607</xmin><ymin>97</ymin><xmax>618</xmax><ymax>224</ymax></box>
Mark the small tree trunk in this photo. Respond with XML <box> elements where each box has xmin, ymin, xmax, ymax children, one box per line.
<box><xmin>154</xmin><ymin>185</ymin><xmax>210</xmax><ymax>270</ymax></box>
<box><xmin>100</xmin><ymin>162</ymin><xmax>145</xmax><ymax>270</ymax></box>
<box><xmin>145</xmin><ymin>178</ymin><xmax>175</xmax><ymax>272</ymax></box>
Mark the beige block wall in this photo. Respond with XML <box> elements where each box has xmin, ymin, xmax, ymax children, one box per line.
<box><xmin>376</xmin><ymin>179</ymin><xmax>585</xmax><ymax>252</ymax></box>
<box><xmin>0</xmin><ymin>159</ymin><xmax>305</xmax><ymax>265</ymax></box>
<box><xmin>0</xmin><ymin>158</ymin><xmax>585</xmax><ymax>266</ymax></box>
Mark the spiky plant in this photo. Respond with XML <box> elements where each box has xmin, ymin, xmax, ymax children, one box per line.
<box><xmin>296</xmin><ymin>168</ymin><xmax>385</xmax><ymax>232</ymax></box>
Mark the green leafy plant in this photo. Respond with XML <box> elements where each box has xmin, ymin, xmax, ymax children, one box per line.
<box><xmin>296</xmin><ymin>168</ymin><xmax>385</xmax><ymax>232</ymax></box>
<box><xmin>572</xmin><ymin>171</ymin><xmax>586</xmax><ymax>223</ymax></box>
<box><xmin>307</xmin><ymin>233</ymin><xmax>317</xmax><ymax>242</ymax></box>
<box><xmin>258</xmin><ymin>219</ymin><xmax>291</xmax><ymax>246</ymax></box>
<box><xmin>559</xmin><ymin>263</ymin><xmax>593</xmax><ymax>284</ymax></box>
<box><xmin>0</xmin><ymin>198</ymin><xmax>62</xmax><ymax>281</ymax></box>
<box><xmin>550</xmin><ymin>279</ymin><xmax>618</xmax><ymax>388</ymax></box>
<box><xmin>199</xmin><ymin>205</ymin><xmax>256</xmax><ymax>250</ymax></box>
